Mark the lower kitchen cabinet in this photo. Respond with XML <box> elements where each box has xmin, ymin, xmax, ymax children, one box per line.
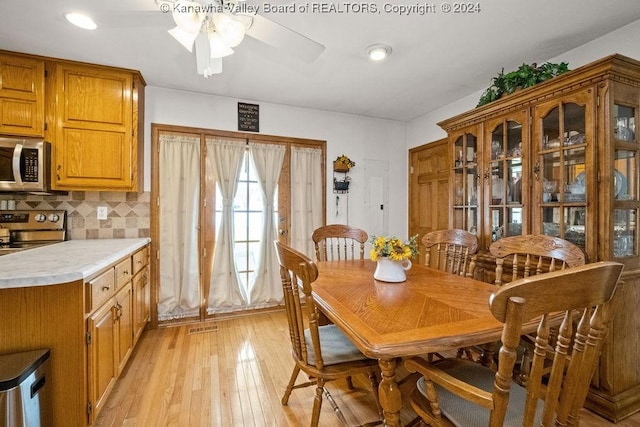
<box><xmin>87</xmin><ymin>280</ymin><xmax>134</xmax><ymax>419</ymax></box>
<box><xmin>133</xmin><ymin>265</ymin><xmax>150</xmax><ymax>345</ymax></box>
<box><xmin>0</xmin><ymin>240</ymin><xmax>150</xmax><ymax>427</ymax></box>
<box><xmin>87</xmin><ymin>291</ymin><xmax>117</xmax><ymax>419</ymax></box>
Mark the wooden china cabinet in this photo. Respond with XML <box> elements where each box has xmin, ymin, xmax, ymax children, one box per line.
<box><xmin>439</xmin><ymin>54</ymin><xmax>640</xmax><ymax>422</ymax></box>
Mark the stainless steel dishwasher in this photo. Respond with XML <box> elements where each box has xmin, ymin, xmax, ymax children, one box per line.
<box><xmin>0</xmin><ymin>349</ymin><xmax>51</xmax><ymax>427</ymax></box>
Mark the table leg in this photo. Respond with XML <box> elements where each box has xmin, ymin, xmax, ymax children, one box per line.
<box><xmin>378</xmin><ymin>358</ymin><xmax>403</xmax><ymax>427</ymax></box>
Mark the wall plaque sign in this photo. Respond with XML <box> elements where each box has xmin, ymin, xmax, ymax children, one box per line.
<box><xmin>238</xmin><ymin>102</ymin><xmax>259</xmax><ymax>132</ymax></box>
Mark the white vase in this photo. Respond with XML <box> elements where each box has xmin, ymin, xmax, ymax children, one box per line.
<box><xmin>373</xmin><ymin>258</ymin><xmax>412</xmax><ymax>283</ymax></box>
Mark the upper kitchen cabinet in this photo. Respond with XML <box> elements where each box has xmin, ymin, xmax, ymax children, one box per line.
<box><xmin>0</xmin><ymin>53</ymin><xmax>45</xmax><ymax>137</ymax></box>
<box><xmin>439</xmin><ymin>54</ymin><xmax>640</xmax><ymax>422</ymax></box>
<box><xmin>45</xmin><ymin>61</ymin><xmax>145</xmax><ymax>192</ymax></box>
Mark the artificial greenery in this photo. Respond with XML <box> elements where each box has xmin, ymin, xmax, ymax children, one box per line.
<box><xmin>477</xmin><ymin>61</ymin><xmax>570</xmax><ymax>107</ymax></box>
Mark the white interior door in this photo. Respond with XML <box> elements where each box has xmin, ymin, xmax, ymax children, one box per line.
<box><xmin>364</xmin><ymin>159</ymin><xmax>389</xmax><ymax>237</ymax></box>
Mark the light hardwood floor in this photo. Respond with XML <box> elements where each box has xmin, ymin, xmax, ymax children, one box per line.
<box><xmin>95</xmin><ymin>310</ymin><xmax>640</xmax><ymax>426</ymax></box>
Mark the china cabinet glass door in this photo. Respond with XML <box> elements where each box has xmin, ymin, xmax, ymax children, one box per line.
<box><xmin>484</xmin><ymin>110</ymin><xmax>528</xmax><ymax>246</ymax></box>
<box><xmin>451</xmin><ymin>129</ymin><xmax>479</xmax><ymax>235</ymax></box>
<box><xmin>612</xmin><ymin>85</ymin><xmax>639</xmax><ymax>262</ymax></box>
<box><xmin>533</xmin><ymin>89</ymin><xmax>595</xmax><ymax>256</ymax></box>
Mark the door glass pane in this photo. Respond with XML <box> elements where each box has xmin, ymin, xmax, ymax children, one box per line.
<box><xmin>542</xmin><ymin>207</ymin><xmax>561</xmax><ymax>237</ymax></box>
<box><xmin>564</xmin><ymin>103</ymin><xmax>586</xmax><ymax>146</ymax></box>
<box><xmin>507</xmin><ymin>120</ymin><xmax>523</xmax><ymax>158</ymax></box>
<box><xmin>506</xmin><ymin>207</ymin><xmax>522</xmax><ymax>236</ymax></box>
<box><xmin>565</xmin><ymin>147</ymin><xmax>586</xmax><ymax>201</ymax></box>
<box><xmin>491</xmin><ymin>207</ymin><xmax>503</xmax><ymax>241</ymax></box>
<box><xmin>542</xmin><ymin>107</ymin><xmax>560</xmax><ymax>149</ymax></box>
<box><xmin>614</xmin><ymin>209</ymin><xmax>636</xmax><ymax>257</ymax></box>
<box><xmin>615</xmin><ymin>150</ymin><xmax>635</xmax><ymax>200</ymax></box>
<box><xmin>217</xmin><ymin>152</ymin><xmax>265</xmax><ymax>291</ymax></box>
<box><xmin>565</xmin><ymin>206</ymin><xmax>586</xmax><ymax>250</ymax></box>
<box><xmin>614</xmin><ymin>104</ymin><xmax>636</xmax><ymax>143</ymax></box>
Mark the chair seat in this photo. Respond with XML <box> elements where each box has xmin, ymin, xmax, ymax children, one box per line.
<box><xmin>416</xmin><ymin>359</ymin><xmax>543</xmax><ymax>427</ymax></box>
<box><xmin>304</xmin><ymin>324</ymin><xmax>367</xmax><ymax>366</ymax></box>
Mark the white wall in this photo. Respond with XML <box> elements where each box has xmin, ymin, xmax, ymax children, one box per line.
<box><xmin>144</xmin><ymin>88</ymin><xmax>408</xmax><ymax>236</ymax></box>
<box><xmin>407</xmin><ymin>19</ymin><xmax>640</xmax><ymax>149</ymax></box>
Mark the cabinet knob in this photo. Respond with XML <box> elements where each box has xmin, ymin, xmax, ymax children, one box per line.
<box><xmin>102</xmin><ymin>286</ymin><xmax>110</xmax><ymax>291</ymax></box>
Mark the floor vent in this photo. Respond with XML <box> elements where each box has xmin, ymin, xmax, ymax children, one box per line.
<box><xmin>188</xmin><ymin>324</ymin><xmax>218</xmax><ymax>335</ymax></box>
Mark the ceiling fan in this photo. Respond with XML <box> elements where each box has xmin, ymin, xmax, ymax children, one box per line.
<box><xmin>157</xmin><ymin>0</ymin><xmax>325</xmax><ymax>77</ymax></box>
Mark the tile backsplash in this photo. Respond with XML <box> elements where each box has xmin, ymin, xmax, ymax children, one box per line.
<box><xmin>0</xmin><ymin>192</ymin><xmax>150</xmax><ymax>240</ymax></box>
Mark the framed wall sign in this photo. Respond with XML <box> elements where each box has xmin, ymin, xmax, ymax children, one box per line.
<box><xmin>238</xmin><ymin>102</ymin><xmax>259</xmax><ymax>132</ymax></box>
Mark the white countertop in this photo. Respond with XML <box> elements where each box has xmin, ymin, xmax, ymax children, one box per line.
<box><xmin>0</xmin><ymin>238</ymin><xmax>150</xmax><ymax>289</ymax></box>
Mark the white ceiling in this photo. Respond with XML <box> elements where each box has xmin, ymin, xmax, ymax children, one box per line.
<box><xmin>2</xmin><ymin>0</ymin><xmax>640</xmax><ymax>122</ymax></box>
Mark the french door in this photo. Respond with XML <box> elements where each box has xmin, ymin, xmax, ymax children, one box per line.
<box><xmin>151</xmin><ymin>125</ymin><xmax>326</xmax><ymax>326</ymax></box>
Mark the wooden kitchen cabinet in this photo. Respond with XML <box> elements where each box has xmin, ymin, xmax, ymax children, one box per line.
<box><xmin>87</xmin><ymin>287</ymin><xmax>117</xmax><ymax>420</ymax></box>
<box><xmin>86</xmin><ymin>250</ymin><xmax>141</xmax><ymax>424</ymax></box>
<box><xmin>0</xmin><ymin>52</ymin><xmax>45</xmax><ymax>137</ymax></box>
<box><xmin>438</xmin><ymin>54</ymin><xmax>640</xmax><ymax>421</ymax></box>
<box><xmin>132</xmin><ymin>246</ymin><xmax>150</xmax><ymax>345</ymax></box>
<box><xmin>115</xmin><ymin>283</ymin><xmax>133</xmax><ymax>375</ymax></box>
<box><xmin>46</xmin><ymin>61</ymin><xmax>145</xmax><ymax>191</ymax></box>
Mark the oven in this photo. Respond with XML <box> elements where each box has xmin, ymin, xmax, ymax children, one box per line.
<box><xmin>0</xmin><ymin>210</ymin><xmax>66</xmax><ymax>256</ymax></box>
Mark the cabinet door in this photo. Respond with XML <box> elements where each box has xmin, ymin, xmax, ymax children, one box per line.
<box><xmin>133</xmin><ymin>265</ymin><xmax>150</xmax><ymax>345</ymax></box>
<box><xmin>450</xmin><ymin>125</ymin><xmax>481</xmax><ymax>238</ymax></box>
<box><xmin>532</xmin><ymin>87</ymin><xmax>596</xmax><ymax>258</ymax></box>
<box><xmin>115</xmin><ymin>283</ymin><xmax>133</xmax><ymax>376</ymax></box>
<box><xmin>0</xmin><ymin>54</ymin><xmax>44</xmax><ymax>136</ymax></box>
<box><xmin>49</xmin><ymin>62</ymin><xmax>135</xmax><ymax>190</ymax></box>
<box><xmin>87</xmin><ymin>300</ymin><xmax>116</xmax><ymax>423</ymax></box>
<box><xmin>483</xmin><ymin>109</ymin><xmax>529</xmax><ymax>247</ymax></box>
<box><xmin>610</xmin><ymin>82</ymin><xmax>640</xmax><ymax>269</ymax></box>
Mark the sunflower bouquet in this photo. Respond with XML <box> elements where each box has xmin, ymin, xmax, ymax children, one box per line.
<box><xmin>370</xmin><ymin>235</ymin><xmax>419</xmax><ymax>261</ymax></box>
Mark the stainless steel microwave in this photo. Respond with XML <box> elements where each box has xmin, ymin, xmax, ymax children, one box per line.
<box><xmin>0</xmin><ymin>137</ymin><xmax>52</xmax><ymax>193</ymax></box>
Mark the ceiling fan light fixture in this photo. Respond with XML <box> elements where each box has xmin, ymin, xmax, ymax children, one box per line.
<box><xmin>172</xmin><ymin>1</ymin><xmax>205</xmax><ymax>33</ymax></box>
<box><xmin>208</xmin><ymin>31</ymin><xmax>234</xmax><ymax>58</ymax></box>
<box><xmin>366</xmin><ymin>44</ymin><xmax>392</xmax><ymax>61</ymax></box>
<box><xmin>212</xmin><ymin>14</ymin><xmax>246</xmax><ymax>47</ymax></box>
<box><xmin>64</xmin><ymin>12</ymin><xmax>97</xmax><ymax>30</ymax></box>
<box><xmin>169</xmin><ymin>26</ymin><xmax>199</xmax><ymax>52</ymax></box>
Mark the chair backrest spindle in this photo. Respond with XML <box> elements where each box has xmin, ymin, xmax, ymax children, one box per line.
<box><xmin>422</xmin><ymin>229</ymin><xmax>478</xmax><ymax>277</ymax></box>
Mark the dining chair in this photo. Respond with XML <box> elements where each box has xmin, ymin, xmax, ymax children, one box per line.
<box><xmin>422</xmin><ymin>229</ymin><xmax>478</xmax><ymax>277</ymax></box>
<box><xmin>421</xmin><ymin>229</ymin><xmax>479</xmax><ymax>361</ymax></box>
<box><xmin>486</xmin><ymin>234</ymin><xmax>586</xmax><ymax>380</ymax></box>
<box><xmin>312</xmin><ymin>224</ymin><xmax>368</xmax><ymax>262</ymax></box>
<box><xmin>489</xmin><ymin>234</ymin><xmax>585</xmax><ymax>286</ymax></box>
<box><xmin>404</xmin><ymin>261</ymin><xmax>624</xmax><ymax>427</ymax></box>
<box><xmin>274</xmin><ymin>241</ymin><xmax>382</xmax><ymax>427</ymax></box>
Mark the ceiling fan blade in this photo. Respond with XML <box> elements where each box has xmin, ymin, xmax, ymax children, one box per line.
<box><xmin>245</xmin><ymin>14</ymin><xmax>324</xmax><ymax>63</ymax></box>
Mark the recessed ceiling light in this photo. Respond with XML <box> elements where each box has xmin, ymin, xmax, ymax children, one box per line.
<box><xmin>366</xmin><ymin>44</ymin><xmax>392</xmax><ymax>61</ymax></box>
<box><xmin>65</xmin><ymin>12</ymin><xmax>97</xmax><ymax>30</ymax></box>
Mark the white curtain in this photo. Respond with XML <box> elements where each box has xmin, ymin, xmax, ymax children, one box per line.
<box><xmin>248</xmin><ymin>142</ymin><xmax>286</xmax><ymax>305</ymax></box>
<box><xmin>158</xmin><ymin>134</ymin><xmax>201</xmax><ymax>321</ymax></box>
<box><xmin>206</xmin><ymin>137</ymin><xmax>247</xmax><ymax>311</ymax></box>
<box><xmin>290</xmin><ymin>146</ymin><xmax>323</xmax><ymax>256</ymax></box>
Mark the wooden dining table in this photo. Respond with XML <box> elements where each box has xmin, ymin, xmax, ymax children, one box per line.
<box><xmin>312</xmin><ymin>259</ymin><xmax>509</xmax><ymax>427</ymax></box>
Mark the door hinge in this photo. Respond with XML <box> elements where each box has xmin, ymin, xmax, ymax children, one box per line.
<box><xmin>410</xmin><ymin>166</ymin><xmax>414</xmax><ymax>174</ymax></box>
<box><xmin>44</xmin><ymin>69</ymin><xmax>48</xmax><ymax>78</ymax></box>
<box><xmin>597</xmin><ymin>95</ymin><xmax>600</xmax><ymax>107</ymax></box>
<box><xmin>156</xmin><ymin>249</ymin><xmax>160</xmax><ymax>260</ymax></box>
<box><xmin>85</xmin><ymin>331</ymin><xmax>92</xmax><ymax>345</ymax></box>
<box><xmin>44</xmin><ymin>122</ymin><xmax>47</xmax><ymax>131</ymax></box>
<box><xmin>87</xmin><ymin>401</ymin><xmax>93</xmax><ymax>415</ymax></box>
